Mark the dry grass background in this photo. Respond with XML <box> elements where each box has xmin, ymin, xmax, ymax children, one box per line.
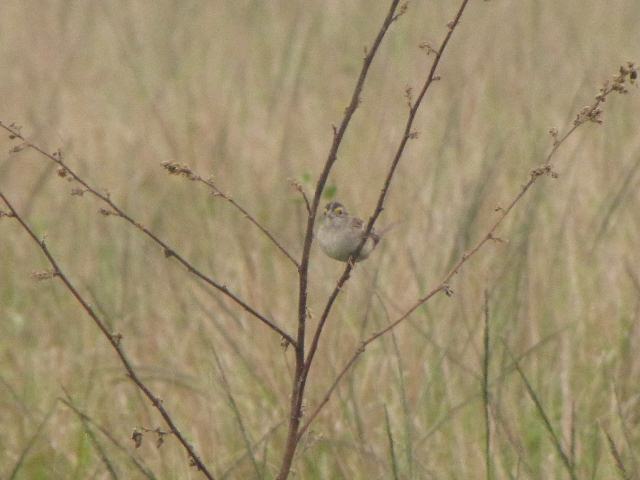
<box><xmin>1</xmin><ymin>1</ymin><xmax>640</xmax><ymax>478</ymax></box>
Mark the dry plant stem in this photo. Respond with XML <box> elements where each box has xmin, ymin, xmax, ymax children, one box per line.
<box><xmin>278</xmin><ymin>1</ymin><xmax>403</xmax><ymax>478</ymax></box>
<box><xmin>194</xmin><ymin>175</ymin><xmax>299</xmax><ymax>269</ymax></box>
<box><xmin>299</xmin><ymin>0</ymin><xmax>472</xmax><ymax>441</ymax></box>
<box><xmin>482</xmin><ymin>291</ymin><xmax>492</xmax><ymax>480</ymax></box>
<box><xmin>303</xmin><ymin>0</ymin><xmax>472</xmax><ymax>384</ymax></box>
<box><xmin>0</xmin><ymin>193</ymin><xmax>215</xmax><ymax>480</ymax></box>
<box><xmin>298</xmin><ymin>65</ymin><xmax>631</xmax><ymax>437</ymax></box>
<box><xmin>0</xmin><ymin>122</ymin><xmax>295</xmax><ymax>348</ymax></box>
<box><xmin>289</xmin><ymin>179</ymin><xmax>311</xmax><ymax>215</ymax></box>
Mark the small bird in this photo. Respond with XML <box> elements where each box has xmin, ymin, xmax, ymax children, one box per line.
<box><xmin>316</xmin><ymin>201</ymin><xmax>380</xmax><ymax>262</ymax></box>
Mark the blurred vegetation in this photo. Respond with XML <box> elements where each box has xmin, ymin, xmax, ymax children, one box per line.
<box><xmin>1</xmin><ymin>0</ymin><xmax>639</xmax><ymax>478</ymax></box>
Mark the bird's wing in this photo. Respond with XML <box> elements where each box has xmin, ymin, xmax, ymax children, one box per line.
<box><xmin>351</xmin><ymin>217</ymin><xmax>380</xmax><ymax>244</ymax></box>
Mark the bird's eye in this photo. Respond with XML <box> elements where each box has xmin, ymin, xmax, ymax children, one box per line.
<box><xmin>334</xmin><ymin>207</ymin><xmax>343</xmax><ymax>215</ymax></box>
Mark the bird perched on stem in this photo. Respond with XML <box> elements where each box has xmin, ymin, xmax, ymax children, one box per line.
<box><xmin>316</xmin><ymin>201</ymin><xmax>380</xmax><ymax>262</ymax></box>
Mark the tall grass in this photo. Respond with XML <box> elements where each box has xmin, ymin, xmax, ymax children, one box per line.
<box><xmin>1</xmin><ymin>0</ymin><xmax>639</xmax><ymax>478</ymax></box>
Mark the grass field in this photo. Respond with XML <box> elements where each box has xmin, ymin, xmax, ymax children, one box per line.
<box><xmin>1</xmin><ymin>1</ymin><xmax>640</xmax><ymax>478</ymax></box>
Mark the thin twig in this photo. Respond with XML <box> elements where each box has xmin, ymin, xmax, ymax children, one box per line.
<box><xmin>303</xmin><ymin>0</ymin><xmax>472</xmax><ymax>390</ymax></box>
<box><xmin>277</xmin><ymin>1</ymin><xmax>404</xmax><ymax>478</ymax></box>
<box><xmin>0</xmin><ymin>121</ymin><xmax>295</xmax><ymax>347</ymax></box>
<box><xmin>199</xmin><ymin>175</ymin><xmax>299</xmax><ymax>267</ymax></box>
<box><xmin>0</xmin><ymin>193</ymin><xmax>216</xmax><ymax>480</ymax></box>
<box><xmin>298</xmin><ymin>62</ymin><xmax>636</xmax><ymax>436</ymax></box>
<box><xmin>298</xmin><ymin>0</ymin><xmax>472</xmax><ymax>438</ymax></box>
<box><xmin>482</xmin><ymin>291</ymin><xmax>492</xmax><ymax>480</ymax></box>
<box><xmin>288</xmin><ymin>178</ymin><xmax>311</xmax><ymax>216</ymax></box>
<box><xmin>162</xmin><ymin>161</ymin><xmax>299</xmax><ymax>268</ymax></box>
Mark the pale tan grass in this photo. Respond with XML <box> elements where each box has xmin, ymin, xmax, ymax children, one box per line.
<box><xmin>1</xmin><ymin>0</ymin><xmax>640</xmax><ymax>478</ymax></box>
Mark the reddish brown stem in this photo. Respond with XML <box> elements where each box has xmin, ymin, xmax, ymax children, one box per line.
<box><xmin>298</xmin><ymin>66</ymin><xmax>631</xmax><ymax>437</ymax></box>
<box><xmin>194</xmin><ymin>175</ymin><xmax>299</xmax><ymax>269</ymax></box>
<box><xmin>0</xmin><ymin>121</ymin><xmax>295</xmax><ymax>347</ymax></box>
<box><xmin>0</xmin><ymin>192</ymin><xmax>216</xmax><ymax>480</ymax></box>
<box><xmin>276</xmin><ymin>1</ymin><xmax>403</xmax><ymax>478</ymax></box>
<box><xmin>303</xmin><ymin>0</ymin><xmax>472</xmax><ymax>384</ymax></box>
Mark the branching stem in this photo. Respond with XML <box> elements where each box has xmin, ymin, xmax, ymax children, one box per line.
<box><xmin>0</xmin><ymin>192</ymin><xmax>216</xmax><ymax>480</ymax></box>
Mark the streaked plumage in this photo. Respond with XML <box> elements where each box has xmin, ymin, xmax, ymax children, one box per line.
<box><xmin>316</xmin><ymin>202</ymin><xmax>380</xmax><ymax>262</ymax></box>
